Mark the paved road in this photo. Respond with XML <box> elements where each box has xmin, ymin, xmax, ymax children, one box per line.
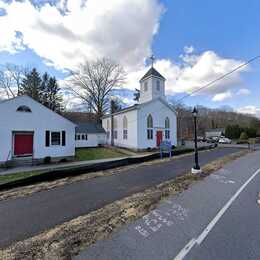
<box><xmin>74</xmin><ymin>149</ymin><xmax>260</xmax><ymax>260</ymax></box>
<box><xmin>0</xmin><ymin>147</ymin><xmax>241</xmax><ymax>248</ymax></box>
<box><xmin>188</xmin><ymin>166</ymin><xmax>260</xmax><ymax>260</ymax></box>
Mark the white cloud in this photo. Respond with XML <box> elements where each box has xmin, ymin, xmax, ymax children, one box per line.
<box><xmin>0</xmin><ymin>0</ymin><xmax>164</xmax><ymax>70</ymax></box>
<box><xmin>236</xmin><ymin>106</ymin><xmax>260</xmax><ymax>118</ymax></box>
<box><xmin>125</xmin><ymin>50</ymin><xmax>248</xmax><ymax>98</ymax></box>
<box><xmin>236</xmin><ymin>88</ymin><xmax>251</xmax><ymax>96</ymax></box>
<box><xmin>0</xmin><ymin>0</ymin><xmax>249</xmax><ymax>108</ymax></box>
<box><xmin>212</xmin><ymin>91</ymin><xmax>232</xmax><ymax>102</ymax></box>
<box><xmin>184</xmin><ymin>45</ymin><xmax>194</xmax><ymax>54</ymax></box>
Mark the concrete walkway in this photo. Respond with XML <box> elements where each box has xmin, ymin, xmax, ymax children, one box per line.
<box><xmin>0</xmin><ymin>154</ymin><xmax>148</xmax><ymax>176</ymax></box>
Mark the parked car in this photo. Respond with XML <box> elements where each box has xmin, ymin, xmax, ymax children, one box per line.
<box><xmin>206</xmin><ymin>137</ymin><xmax>218</xmax><ymax>143</ymax></box>
<box><xmin>218</xmin><ymin>137</ymin><xmax>232</xmax><ymax>144</ymax></box>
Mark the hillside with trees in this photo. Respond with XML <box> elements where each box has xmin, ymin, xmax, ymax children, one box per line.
<box><xmin>173</xmin><ymin>103</ymin><xmax>260</xmax><ymax>140</ymax></box>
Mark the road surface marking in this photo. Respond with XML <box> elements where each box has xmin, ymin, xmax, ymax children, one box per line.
<box><xmin>173</xmin><ymin>239</ymin><xmax>196</xmax><ymax>260</ymax></box>
<box><xmin>174</xmin><ymin>167</ymin><xmax>260</xmax><ymax>259</ymax></box>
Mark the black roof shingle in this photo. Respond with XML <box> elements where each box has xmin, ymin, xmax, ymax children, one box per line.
<box><xmin>140</xmin><ymin>67</ymin><xmax>165</xmax><ymax>81</ymax></box>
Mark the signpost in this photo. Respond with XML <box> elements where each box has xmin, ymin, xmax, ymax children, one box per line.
<box><xmin>160</xmin><ymin>141</ymin><xmax>172</xmax><ymax>159</ymax></box>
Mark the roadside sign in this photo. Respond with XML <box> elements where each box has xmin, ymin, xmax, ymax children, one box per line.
<box><xmin>160</xmin><ymin>141</ymin><xmax>172</xmax><ymax>159</ymax></box>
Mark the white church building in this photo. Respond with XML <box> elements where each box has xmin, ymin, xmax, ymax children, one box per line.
<box><xmin>102</xmin><ymin>66</ymin><xmax>177</xmax><ymax>150</ymax></box>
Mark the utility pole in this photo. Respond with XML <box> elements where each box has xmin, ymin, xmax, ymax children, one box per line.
<box><xmin>191</xmin><ymin>107</ymin><xmax>202</xmax><ymax>174</ymax></box>
<box><xmin>110</xmin><ymin>100</ymin><xmax>115</xmax><ymax>146</ymax></box>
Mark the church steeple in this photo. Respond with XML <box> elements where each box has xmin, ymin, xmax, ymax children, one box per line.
<box><xmin>139</xmin><ymin>57</ymin><xmax>166</xmax><ymax>104</ymax></box>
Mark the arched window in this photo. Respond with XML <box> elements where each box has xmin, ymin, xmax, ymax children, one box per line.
<box><xmin>165</xmin><ymin>117</ymin><xmax>170</xmax><ymax>139</ymax></box>
<box><xmin>113</xmin><ymin>118</ymin><xmax>118</xmax><ymax>129</ymax></box>
<box><xmin>165</xmin><ymin>117</ymin><xmax>170</xmax><ymax>129</ymax></box>
<box><xmin>106</xmin><ymin>119</ymin><xmax>110</xmax><ymax>139</ymax></box>
<box><xmin>17</xmin><ymin>105</ymin><xmax>31</xmax><ymax>113</ymax></box>
<box><xmin>147</xmin><ymin>114</ymin><xmax>153</xmax><ymax>128</ymax></box>
<box><xmin>156</xmin><ymin>80</ymin><xmax>160</xmax><ymax>91</ymax></box>
<box><xmin>123</xmin><ymin>116</ymin><xmax>128</xmax><ymax>139</ymax></box>
<box><xmin>113</xmin><ymin>118</ymin><xmax>118</xmax><ymax>139</ymax></box>
<box><xmin>147</xmin><ymin>114</ymin><xmax>153</xmax><ymax>140</ymax></box>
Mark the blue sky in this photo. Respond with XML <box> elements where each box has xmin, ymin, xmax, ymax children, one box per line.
<box><xmin>0</xmin><ymin>0</ymin><xmax>259</xmax><ymax>115</ymax></box>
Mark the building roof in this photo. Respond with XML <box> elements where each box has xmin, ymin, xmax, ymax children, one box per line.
<box><xmin>102</xmin><ymin>97</ymin><xmax>177</xmax><ymax>119</ymax></box>
<box><xmin>140</xmin><ymin>67</ymin><xmax>166</xmax><ymax>82</ymax></box>
<box><xmin>206</xmin><ymin>128</ymin><xmax>225</xmax><ymax>133</ymax></box>
<box><xmin>76</xmin><ymin>123</ymin><xmax>106</xmax><ymax>134</ymax></box>
<box><xmin>102</xmin><ymin>104</ymin><xmax>139</xmax><ymax>118</ymax></box>
<box><xmin>62</xmin><ymin>112</ymin><xmax>106</xmax><ymax>134</ymax></box>
<box><xmin>62</xmin><ymin>112</ymin><xmax>98</xmax><ymax>124</ymax></box>
<box><xmin>0</xmin><ymin>95</ymin><xmax>76</xmax><ymax>126</ymax></box>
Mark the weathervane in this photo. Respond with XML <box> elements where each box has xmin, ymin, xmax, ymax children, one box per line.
<box><xmin>150</xmin><ymin>55</ymin><xmax>155</xmax><ymax>68</ymax></box>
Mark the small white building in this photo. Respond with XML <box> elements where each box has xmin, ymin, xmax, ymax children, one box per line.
<box><xmin>102</xmin><ymin>66</ymin><xmax>177</xmax><ymax>150</ymax></box>
<box><xmin>205</xmin><ymin>128</ymin><xmax>225</xmax><ymax>139</ymax></box>
<box><xmin>0</xmin><ymin>95</ymin><xmax>76</xmax><ymax>165</ymax></box>
<box><xmin>75</xmin><ymin>123</ymin><xmax>106</xmax><ymax>148</ymax></box>
<box><xmin>63</xmin><ymin>112</ymin><xmax>106</xmax><ymax>148</ymax></box>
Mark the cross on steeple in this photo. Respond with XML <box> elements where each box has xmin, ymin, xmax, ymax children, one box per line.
<box><xmin>150</xmin><ymin>55</ymin><xmax>155</xmax><ymax>67</ymax></box>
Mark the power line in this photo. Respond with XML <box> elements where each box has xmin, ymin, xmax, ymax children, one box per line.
<box><xmin>106</xmin><ymin>54</ymin><xmax>260</xmax><ymax>129</ymax></box>
<box><xmin>175</xmin><ymin>54</ymin><xmax>260</xmax><ymax>105</ymax></box>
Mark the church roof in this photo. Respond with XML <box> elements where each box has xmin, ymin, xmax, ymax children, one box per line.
<box><xmin>140</xmin><ymin>67</ymin><xmax>166</xmax><ymax>82</ymax></box>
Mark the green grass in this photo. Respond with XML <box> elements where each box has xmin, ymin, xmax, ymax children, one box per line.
<box><xmin>76</xmin><ymin>147</ymin><xmax>126</xmax><ymax>161</ymax></box>
<box><xmin>0</xmin><ymin>170</ymin><xmax>45</xmax><ymax>185</ymax></box>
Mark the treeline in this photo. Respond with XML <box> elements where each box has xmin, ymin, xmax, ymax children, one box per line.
<box><xmin>225</xmin><ymin>125</ymin><xmax>258</xmax><ymax>139</ymax></box>
<box><xmin>0</xmin><ymin>64</ymin><xmax>63</xmax><ymax>112</ymax></box>
<box><xmin>174</xmin><ymin>103</ymin><xmax>260</xmax><ymax>139</ymax></box>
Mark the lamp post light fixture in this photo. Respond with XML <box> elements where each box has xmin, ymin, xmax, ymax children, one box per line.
<box><xmin>191</xmin><ymin>107</ymin><xmax>202</xmax><ymax>174</ymax></box>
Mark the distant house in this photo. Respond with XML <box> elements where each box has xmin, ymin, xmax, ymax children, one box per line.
<box><xmin>102</xmin><ymin>66</ymin><xmax>177</xmax><ymax>150</ymax></box>
<box><xmin>0</xmin><ymin>95</ymin><xmax>76</xmax><ymax>165</ymax></box>
<box><xmin>63</xmin><ymin>112</ymin><xmax>106</xmax><ymax>148</ymax></box>
<box><xmin>205</xmin><ymin>128</ymin><xmax>225</xmax><ymax>138</ymax></box>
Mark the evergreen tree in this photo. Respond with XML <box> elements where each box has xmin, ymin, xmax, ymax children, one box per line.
<box><xmin>19</xmin><ymin>68</ymin><xmax>63</xmax><ymax>112</ymax></box>
<box><xmin>40</xmin><ymin>72</ymin><xmax>50</xmax><ymax>106</ymax></box>
<box><xmin>20</xmin><ymin>68</ymin><xmax>42</xmax><ymax>102</ymax></box>
<box><xmin>45</xmin><ymin>76</ymin><xmax>63</xmax><ymax>112</ymax></box>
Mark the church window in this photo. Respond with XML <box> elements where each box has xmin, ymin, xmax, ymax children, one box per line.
<box><xmin>123</xmin><ymin>116</ymin><xmax>128</xmax><ymax>139</ymax></box>
<box><xmin>165</xmin><ymin>117</ymin><xmax>170</xmax><ymax>139</ymax></box>
<box><xmin>144</xmin><ymin>82</ymin><xmax>148</xmax><ymax>92</ymax></box>
<box><xmin>113</xmin><ymin>118</ymin><xmax>118</xmax><ymax>139</ymax></box>
<box><xmin>147</xmin><ymin>114</ymin><xmax>153</xmax><ymax>140</ymax></box>
<box><xmin>156</xmin><ymin>80</ymin><xmax>160</xmax><ymax>91</ymax></box>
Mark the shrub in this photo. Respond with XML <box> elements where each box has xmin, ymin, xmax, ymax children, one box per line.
<box><xmin>240</xmin><ymin>132</ymin><xmax>248</xmax><ymax>140</ymax></box>
<box><xmin>59</xmin><ymin>158</ymin><xmax>68</xmax><ymax>163</ymax></box>
<box><xmin>43</xmin><ymin>156</ymin><xmax>51</xmax><ymax>164</ymax></box>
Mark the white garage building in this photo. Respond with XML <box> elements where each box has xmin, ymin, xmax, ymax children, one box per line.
<box><xmin>75</xmin><ymin>123</ymin><xmax>106</xmax><ymax>148</ymax></box>
<box><xmin>102</xmin><ymin>66</ymin><xmax>177</xmax><ymax>150</ymax></box>
<box><xmin>0</xmin><ymin>95</ymin><xmax>76</xmax><ymax>165</ymax></box>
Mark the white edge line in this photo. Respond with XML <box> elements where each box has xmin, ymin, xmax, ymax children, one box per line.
<box><xmin>174</xmin><ymin>238</ymin><xmax>196</xmax><ymax>260</ymax></box>
<box><xmin>196</xmin><ymin>167</ymin><xmax>260</xmax><ymax>245</ymax></box>
<box><xmin>173</xmin><ymin>167</ymin><xmax>260</xmax><ymax>260</ymax></box>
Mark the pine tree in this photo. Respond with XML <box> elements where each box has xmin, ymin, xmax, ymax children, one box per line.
<box><xmin>45</xmin><ymin>76</ymin><xmax>63</xmax><ymax>112</ymax></box>
<box><xmin>20</xmin><ymin>68</ymin><xmax>42</xmax><ymax>102</ymax></box>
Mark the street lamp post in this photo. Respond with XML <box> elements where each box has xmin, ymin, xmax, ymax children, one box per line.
<box><xmin>191</xmin><ymin>107</ymin><xmax>202</xmax><ymax>174</ymax></box>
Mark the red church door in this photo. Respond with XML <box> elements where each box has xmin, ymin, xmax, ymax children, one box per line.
<box><xmin>14</xmin><ymin>133</ymin><xmax>33</xmax><ymax>157</ymax></box>
<box><xmin>156</xmin><ymin>131</ymin><xmax>163</xmax><ymax>147</ymax></box>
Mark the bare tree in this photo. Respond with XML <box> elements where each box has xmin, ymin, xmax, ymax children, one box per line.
<box><xmin>0</xmin><ymin>64</ymin><xmax>26</xmax><ymax>98</ymax></box>
<box><xmin>68</xmin><ymin>58</ymin><xmax>126</xmax><ymax>120</ymax></box>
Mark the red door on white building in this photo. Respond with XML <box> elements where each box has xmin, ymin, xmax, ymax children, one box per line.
<box><xmin>13</xmin><ymin>133</ymin><xmax>33</xmax><ymax>157</ymax></box>
<box><xmin>156</xmin><ymin>131</ymin><xmax>163</xmax><ymax>147</ymax></box>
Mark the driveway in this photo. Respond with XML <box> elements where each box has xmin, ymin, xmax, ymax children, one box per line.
<box><xmin>0</xmin><ymin>147</ymin><xmax>241</xmax><ymax>248</ymax></box>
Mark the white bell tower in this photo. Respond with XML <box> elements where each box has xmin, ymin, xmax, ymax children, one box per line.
<box><xmin>139</xmin><ymin>57</ymin><xmax>166</xmax><ymax>104</ymax></box>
